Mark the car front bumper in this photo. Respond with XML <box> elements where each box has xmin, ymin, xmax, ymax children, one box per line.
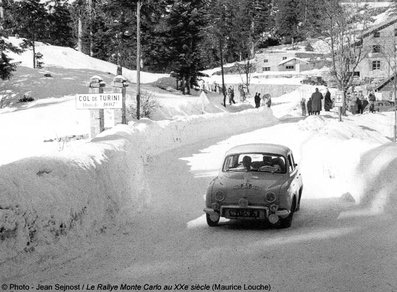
<box><xmin>204</xmin><ymin>206</ymin><xmax>290</xmax><ymax>220</ymax></box>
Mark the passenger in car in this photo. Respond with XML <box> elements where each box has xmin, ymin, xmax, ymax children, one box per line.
<box><xmin>272</xmin><ymin>157</ymin><xmax>286</xmax><ymax>173</ymax></box>
<box><xmin>242</xmin><ymin>156</ymin><xmax>252</xmax><ymax>171</ymax></box>
<box><xmin>263</xmin><ymin>156</ymin><xmax>273</xmax><ymax>166</ymax></box>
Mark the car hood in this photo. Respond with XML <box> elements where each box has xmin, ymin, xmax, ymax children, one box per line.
<box><xmin>215</xmin><ymin>172</ymin><xmax>285</xmax><ymax>192</ymax></box>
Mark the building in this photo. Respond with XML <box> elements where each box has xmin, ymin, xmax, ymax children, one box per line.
<box><xmin>255</xmin><ymin>49</ymin><xmax>325</xmax><ymax>73</ymax></box>
<box><xmin>356</xmin><ymin>17</ymin><xmax>397</xmax><ymax>85</ymax></box>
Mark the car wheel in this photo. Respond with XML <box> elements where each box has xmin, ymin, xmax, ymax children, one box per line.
<box><xmin>206</xmin><ymin>213</ymin><xmax>220</xmax><ymax>227</ymax></box>
<box><xmin>279</xmin><ymin>211</ymin><xmax>293</xmax><ymax>228</ymax></box>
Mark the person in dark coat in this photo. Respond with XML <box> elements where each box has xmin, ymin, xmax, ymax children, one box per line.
<box><xmin>254</xmin><ymin>92</ymin><xmax>261</xmax><ymax>108</ymax></box>
<box><xmin>311</xmin><ymin>88</ymin><xmax>323</xmax><ymax>115</ymax></box>
<box><xmin>362</xmin><ymin>98</ymin><xmax>369</xmax><ymax>112</ymax></box>
<box><xmin>324</xmin><ymin>89</ymin><xmax>333</xmax><ymax>111</ymax></box>
<box><xmin>307</xmin><ymin>98</ymin><xmax>312</xmax><ymax>115</ymax></box>
<box><xmin>228</xmin><ymin>86</ymin><xmax>236</xmax><ymax>105</ymax></box>
<box><xmin>368</xmin><ymin>91</ymin><xmax>376</xmax><ymax>113</ymax></box>
<box><xmin>356</xmin><ymin>96</ymin><xmax>363</xmax><ymax>114</ymax></box>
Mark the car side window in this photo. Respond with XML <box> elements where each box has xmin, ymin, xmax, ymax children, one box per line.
<box><xmin>223</xmin><ymin>156</ymin><xmax>234</xmax><ymax>171</ymax></box>
<box><xmin>288</xmin><ymin>154</ymin><xmax>294</xmax><ymax>173</ymax></box>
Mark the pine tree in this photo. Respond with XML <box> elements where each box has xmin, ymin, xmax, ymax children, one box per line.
<box><xmin>297</xmin><ymin>0</ymin><xmax>328</xmax><ymax>38</ymax></box>
<box><xmin>10</xmin><ymin>0</ymin><xmax>48</xmax><ymax>68</ymax></box>
<box><xmin>0</xmin><ymin>0</ymin><xmax>23</xmax><ymax>80</ymax></box>
<box><xmin>165</xmin><ymin>0</ymin><xmax>207</xmax><ymax>94</ymax></box>
<box><xmin>275</xmin><ymin>0</ymin><xmax>300</xmax><ymax>44</ymax></box>
<box><xmin>0</xmin><ymin>43</ymin><xmax>17</xmax><ymax>80</ymax></box>
<box><xmin>46</xmin><ymin>0</ymin><xmax>74</xmax><ymax>47</ymax></box>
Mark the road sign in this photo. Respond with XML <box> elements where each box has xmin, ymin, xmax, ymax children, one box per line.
<box><xmin>75</xmin><ymin>93</ymin><xmax>122</xmax><ymax>109</ymax></box>
<box><xmin>334</xmin><ymin>92</ymin><xmax>343</xmax><ymax>107</ymax></box>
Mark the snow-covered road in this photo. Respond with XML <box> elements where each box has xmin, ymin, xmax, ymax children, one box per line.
<box><xmin>5</xmin><ymin>114</ymin><xmax>397</xmax><ymax>291</ymax></box>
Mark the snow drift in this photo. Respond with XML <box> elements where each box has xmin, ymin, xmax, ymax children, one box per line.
<box><xmin>0</xmin><ymin>107</ymin><xmax>277</xmax><ymax>262</ymax></box>
<box><xmin>350</xmin><ymin>143</ymin><xmax>397</xmax><ymax>215</ymax></box>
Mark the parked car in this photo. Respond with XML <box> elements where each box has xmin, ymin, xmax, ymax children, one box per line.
<box><xmin>373</xmin><ymin>100</ymin><xmax>396</xmax><ymax>112</ymax></box>
<box><xmin>301</xmin><ymin>76</ymin><xmax>327</xmax><ymax>86</ymax></box>
<box><xmin>204</xmin><ymin>143</ymin><xmax>303</xmax><ymax>228</ymax></box>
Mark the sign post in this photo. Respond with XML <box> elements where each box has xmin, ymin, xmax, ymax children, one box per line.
<box><xmin>88</xmin><ymin>76</ymin><xmax>105</xmax><ymax>138</ymax></box>
<box><xmin>334</xmin><ymin>91</ymin><xmax>343</xmax><ymax>122</ymax></box>
<box><xmin>112</xmin><ymin>75</ymin><xmax>129</xmax><ymax>124</ymax></box>
<box><xmin>77</xmin><ymin>76</ymin><xmax>126</xmax><ymax>138</ymax></box>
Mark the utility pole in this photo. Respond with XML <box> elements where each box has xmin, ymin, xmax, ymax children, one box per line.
<box><xmin>0</xmin><ymin>0</ymin><xmax>4</xmax><ymax>21</ymax></box>
<box><xmin>393</xmin><ymin>25</ymin><xmax>397</xmax><ymax>143</ymax></box>
<box><xmin>136</xmin><ymin>0</ymin><xmax>142</xmax><ymax>120</ymax></box>
<box><xmin>219</xmin><ymin>38</ymin><xmax>226</xmax><ymax>107</ymax></box>
<box><xmin>88</xmin><ymin>0</ymin><xmax>93</xmax><ymax>57</ymax></box>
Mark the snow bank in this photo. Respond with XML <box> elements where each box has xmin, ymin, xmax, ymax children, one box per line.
<box><xmin>346</xmin><ymin>143</ymin><xmax>397</xmax><ymax>215</ymax></box>
<box><xmin>296</xmin><ymin>115</ymin><xmax>388</xmax><ymax>200</ymax></box>
<box><xmin>0</xmin><ymin>107</ymin><xmax>277</xmax><ymax>261</ymax></box>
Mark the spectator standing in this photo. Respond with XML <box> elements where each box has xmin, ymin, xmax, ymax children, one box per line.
<box><xmin>307</xmin><ymin>98</ymin><xmax>312</xmax><ymax>115</ymax></box>
<box><xmin>311</xmin><ymin>88</ymin><xmax>323</xmax><ymax>115</ymax></box>
<box><xmin>368</xmin><ymin>91</ymin><xmax>376</xmax><ymax>113</ymax></box>
<box><xmin>254</xmin><ymin>92</ymin><xmax>261</xmax><ymax>108</ymax></box>
<box><xmin>228</xmin><ymin>86</ymin><xmax>236</xmax><ymax>105</ymax></box>
<box><xmin>324</xmin><ymin>88</ymin><xmax>333</xmax><ymax>111</ymax></box>
<box><xmin>356</xmin><ymin>96</ymin><xmax>363</xmax><ymax>114</ymax></box>
<box><xmin>230</xmin><ymin>86</ymin><xmax>236</xmax><ymax>104</ymax></box>
<box><xmin>264</xmin><ymin>94</ymin><xmax>272</xmax><ymax>108</ymax></box>
<box><xmin>300</xmin><ymin>97</ymin><xmax>307</xmax><ymax>116</ymax></box>
<box><xmin>362</xmin><ymin>97</ymin><xmax>369</xmax><ymax>112</ymax></box>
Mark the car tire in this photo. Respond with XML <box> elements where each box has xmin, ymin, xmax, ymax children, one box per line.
<box><xmin>206</xmin><ymin>213</ymin><xmax>220</xmax><ymax>227</ymax></box>
<box><xmin>279</xmin><ymin>212</ymin><xmax>293</xmax><ymax>228</ymax></box>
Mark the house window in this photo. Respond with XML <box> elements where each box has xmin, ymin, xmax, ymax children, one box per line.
<box><xmin>373</xmin><ymin>31</ymin><xmax>380</xmax><ymax>38</ymax></box>
<box><xmin>286</xmin><ymin>65</ymin><xmax>294</xmax><ymax>70</ymax></box>
<box><xmin>282</xmin><ymin>57</ymin><xmax>287</xmax><ymax>60</ymax></box>
<box><xmin>263</xmin><ymin>67</ymin><xmax>270</xmax><ymax>71</ymax></box>
<box><xmin>372</xmin><ymin>45</ymin><xmax>381</xmax><ymax>53</ymax></box>
<box><xmin>353</xmin><ymin>71</ymin><xmax>360</xmax><ymax>77</ymax></box>
<box><xmin>263</xmin><ymin>59</ymin><xmax>268</xmax><ymax>63</ymax></box>
<box><xmin>372</xmin><ymin>60</ymin><xmax>381</xmax><ymax>70</ymax></box>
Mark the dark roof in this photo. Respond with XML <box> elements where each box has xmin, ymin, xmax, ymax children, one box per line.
<box><xmin>361</xmin><ymin>17</ymin><xmax>397</xmax><ymax>39</ymax></box>
<box><xmin>375</xmin><ymin>73</ymin><xmax>397</xmax><ymax>91</ymax></box>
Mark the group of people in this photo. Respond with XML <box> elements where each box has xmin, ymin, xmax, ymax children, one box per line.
<box><xmin>254</xmin><ymin>92</ymin><xmax>272</xmax><ymax>108</ymax></box>
<box><xmin>301</xmin><ymin>88</ymin><xmax>333</xmax><ymax>116</ymax></box>
<box><xmin>349</xmin><ymin>91</ymin><xmax>376</xmax><ymax>114</ymax></box>
<box><xmin>300</xmin><ymin>88</ymin><xmax>379</xmax><ymax>116</ymax></box>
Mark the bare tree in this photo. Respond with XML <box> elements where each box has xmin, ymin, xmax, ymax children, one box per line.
<box><xmin>322</xmin><ymin>0</ymin><xmax>372</xmax><ymax>121</ymax></box>
<box><xmin>236</xmin><ymin>59</ymin><xmax>255</xmax><ymax>94</ymax></box>
<box><xmin>371</xmin><ymin>21</ymin><xmax>397</xmax><ymax>141</ymax></box>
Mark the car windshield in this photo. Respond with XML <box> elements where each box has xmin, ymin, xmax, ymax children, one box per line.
<box><xmin>223</xmin><ymin>153</ymin><xmax>287</xmax><ymax>174</ymax></box>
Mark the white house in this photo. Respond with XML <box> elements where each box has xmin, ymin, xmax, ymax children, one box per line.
<box><xmin>255</xmin><ymin>49</ymin><xmax>325</xmax><ymax>73</ymax></box>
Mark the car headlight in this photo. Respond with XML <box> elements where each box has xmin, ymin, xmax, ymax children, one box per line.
<box><xmin>215</xmin><ymin>190</ymin><xmax>225</xmax><ymax>202</ymax></box>
<box><xmin>265</xmin><ymin>192</ymin><xmax>276</xmax><ymax>203</ymax></box>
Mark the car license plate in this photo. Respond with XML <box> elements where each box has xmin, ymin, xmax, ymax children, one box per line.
<box><xmin>228</xmin><ymin>209</ymin><xmax>259</xmax><ymax>218</ymax></box>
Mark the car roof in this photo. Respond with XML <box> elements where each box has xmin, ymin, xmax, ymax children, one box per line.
<box><xmin>225</xmin><ymin>143</ymin><xmax>291</xmax><ymax>156</ymax></box>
